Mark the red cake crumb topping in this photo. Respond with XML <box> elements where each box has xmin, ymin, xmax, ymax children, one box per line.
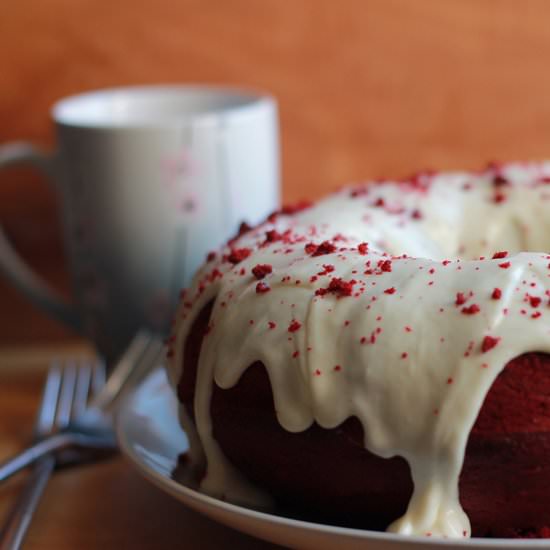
<box><xmin>462</xmin><ymin>304</ymin><xmax>481</xmax><ymax>315</ymax></box>
<box><xmin>493</xmin><ymin>191</ymin><xmax>507</xmax><ymax>204</ymax></box>
<box><xmin>226</xmin><ymin>248</ymin><xmax>252</xmax><ymax>264</ymax></box>
<box><xmin>456</xmin><ymin>292</ymin><xmax>468</xmax><ymax>306</ymax></box>
<box><xmin>206</xmin><ymin>268</ymin><xmax>223</xmax><ymax>283</ymax></box>
<box><xmin>288</xmin><ymin>320</ymin><xmax>302</xmax><ymax>332</ymax></box>
<box><xmin>305</xmin><ymin>240</ymin><xmax>338</xmax><ymax>257</ymax></box>
<box><xmin>264</xmin><ymin>229</ymin><xmax>287</xmax><ymax>244</ymax></box>
<box><xmin>256</xmin><ymin>282</ymin><xmax>271</xmax><ymax>294</ymax></box>
<box><xmin>280</xmin><ymin>200</ymin><xmax>313</xmax><ymax>216</ymax></box>
<box><xmin>317</xmin><ymin>277</ymin><xmax>358</xmax><ymax>297</ymax></box>
<box><xmin>252</xmin><ymin>264</ymin><xmax>273</xmax><ymax>279</ymax></box>
<box><xmin>384</xmin><ymin>287</ymin><xmax>396</xmax><ymax>295</ymax></box>
<box><xmin>528</xmin><ymin>295</ymin><xmax>542</xmax><ymax>308</ymax></box>
<box><xmin>492</xmin><ymin>288</ymin><xmax>502</xmax><ymax>300</ymax></box>
<box><xmin>350</xmin><ymin>186</ymin><xmax>369</xmax><ymax>198</ymax></box>
<box><xmin>332</xmin><ymin>233</ymin><xmax>348</xmax><ymax>242</ymax></box>
<box><xmin>499</xmin><ymin>261</ymin><xmax>512</xmax><ymax>269</ymax></box>
<box><xmin>328</xmin><ymin>277</ymin><xmax>357</xmax><ymax>296</ymax></box>
<box><xmin>493</xmin><ymin>174</ymin><xmax>509</xmax><ymax>187</ymax></box>
<box><xmin>492</xmin><ymin>251</ymin><xmax>508</xmax><ymax>259</ymax></box>
<box><xmin>317</xmin><ymin>264</ymin><xmax>335</xmax><ymax>276</ymax></box>
<box><xmin>408</xmin><ymin>170</ymin><xmax>435</xmax><ymax>190</ymax></box>
<box><xmin>265</xmin><ymin>202</ymin><xmax>312</xmax><ymax>223</ymax></box>
<box><xmin>464</xmin><ymin>340</ymin><xmax>475</xmax><ymax>357</ymax></box>
<box><xmin>379</xmin><ymin>259</ymin><xmax>393</xmax><ymax>272</ymax></box>
<box><xmin>481</xmin><ymin>335</ymin><xmax>501</xmax><ymax>353</ymax></box>
<box><xmin>268</xmin><ymin>321</ymin><xmax>276</xmax><ymax>329</ymax></box>
<box><xmin>227</xmin><ymin>221</ymin><xmax>253</xmax><ymax>246</ymax></box>
<box><xmin>357</xmin><ymin>242</ymin><xmax>369</xmax><ymax>255</ymax></box>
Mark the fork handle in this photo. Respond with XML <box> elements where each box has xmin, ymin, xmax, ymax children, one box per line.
<box><xmin>0</xmin><ymin>433</ymin><xmax>72</xmax><ymax>483</ymax></box>
<box><xmin>0</xmin><ymin>456</ymin><xmax>55</xmax><ymax>549</ymax></box>
<box><xmin>0</xmin><ymin>430</ymin><xmax>116</xmax><ymax>484</ymax></box>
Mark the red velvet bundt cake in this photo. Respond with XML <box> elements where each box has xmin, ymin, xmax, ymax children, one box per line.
<box><xmin>166</xmin><ymin>162</ymin><xmax>550</xmax><ymax>539</ymax></box>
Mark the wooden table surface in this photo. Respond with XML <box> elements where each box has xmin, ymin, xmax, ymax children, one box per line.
<box><xmin>0</xmin><ymin>347</ymin><xmax>281</xmax><ymax>549</ymax></box>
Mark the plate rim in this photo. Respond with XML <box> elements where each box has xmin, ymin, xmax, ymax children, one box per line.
<box><xmin>116</xmin><ymin>368</ymin><xmax>550</xmax><ymax>549</ymax></box>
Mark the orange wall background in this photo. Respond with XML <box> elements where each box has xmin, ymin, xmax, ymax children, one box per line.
<box><xmin>2</xmin><ymin>0</ymin><xmax>550</xmax><ymax>346</ymax></box>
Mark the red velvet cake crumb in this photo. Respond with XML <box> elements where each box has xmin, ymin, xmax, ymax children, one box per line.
<box><xmin>379</xmin><ymin>260</ymin><xmax>392</xmax><ymax>272</ymax></box>
<box><xmin>305</xmin><ymin>241</ymin><xmax>338</xmax><ymax>257</ymax></box>
<box><xmin>462</xmin><ymin>304</ymin><xmax>481</xmax><ymax>315</ymax></box>
<box><xmin>256</xmin><ymin>282</ymin><xmax>271</xmax><ymax>294</ymax></box>
<box><xmin>288</xmin><ymin>320</ymin><xmax>302</xmax><ymax>333</ymax></box>
<box><xmin>481</xmin><ymin>335</ymin><xmax>500</xmax><ymax>353</ymax></box>
<box><xmin>456</xmin><ymin>292</ymin><xmax>468</xmax><ymax>305</ymax></box>
<box><xmin>227</xmin><ymin>248</ymin><xmax>252</xmax><ymax>264</ymax></box>
<box><xmin>280</xmin><ymin>200</ymin><xmax>313</xmax><ymax>216</ymax></box>
<box><xmin>327</xmin><ymin>278</ymin><xmax>357</xmax><ymax>297</ymax></box>
<box><xmin>252</xmin><ymin>264</ymin><xmax>273</xmax><ymax>279</ymax></box>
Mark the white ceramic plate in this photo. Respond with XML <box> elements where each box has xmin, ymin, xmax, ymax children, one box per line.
<box><xmin>116</xmin><ymin>369</ymin><xmax>548</xmax><ymax>550</ymax></box>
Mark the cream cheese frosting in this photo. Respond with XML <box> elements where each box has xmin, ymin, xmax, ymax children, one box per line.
<box><xmin>166</xmin><ymin>162</ymin><xmax>550</xmax><ymax>538</ymax></box>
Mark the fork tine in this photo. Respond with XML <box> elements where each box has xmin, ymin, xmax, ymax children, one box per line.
<box><xmin>90</xmin><ymin>360</ymin><xmax>106</xmax><ymax>399</ymax></box>
<box><xmin>35</xmin><ymin>364</ymin><xmax>62</xmax><ymax>436</ymax></box>
<box><xmin>127</xmin><ymin>338</ymin><xmax>164</xmax><ymax>388</ymax></box>
<box><xmin>55</xmin><ymin>364</ymin><xmax>77</xmax><ymax>429</ymax></box>
<box><xmin>72</xmin><ymin>362</ymin><xmax>93</xmax><ymax>419</ymax></box>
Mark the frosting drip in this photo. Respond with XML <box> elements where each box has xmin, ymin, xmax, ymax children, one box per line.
<box><xmin>166</xmin><ymin>163</ymin><xmax>550</xmax><ymax>538</ymax></box>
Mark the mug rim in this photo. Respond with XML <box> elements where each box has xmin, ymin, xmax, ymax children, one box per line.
<box><xmin>52</xmin><ymin>84</ymin><xmax>276</xmax><ymax>129</ymax></box>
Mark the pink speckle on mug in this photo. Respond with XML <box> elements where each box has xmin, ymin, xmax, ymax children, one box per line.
<box><xmin>162</xmin><ymin>147</ymin><xmax>199</xmax><ymax>184</ymax></box>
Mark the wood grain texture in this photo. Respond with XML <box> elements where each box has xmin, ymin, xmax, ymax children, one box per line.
<box><xmin>3</xmin><ymin>0</ymin><xmax>550</xmax><ymax>346</ymax></box>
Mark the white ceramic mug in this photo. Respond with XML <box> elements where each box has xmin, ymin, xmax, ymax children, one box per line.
<box><xmin>0</xmin><ymin>85</ymin><xmax>280</xmax><ymax>362</ymax></box>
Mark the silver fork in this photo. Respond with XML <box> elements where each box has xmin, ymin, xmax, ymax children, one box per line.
<box><xmin>0</xmin><ymin>331</ymin><xmax>163</xmax><ymax>483</ymax></box>
<box><xmin>0</xmin><ymin>331</ymin><xmax>163</xmax><ymax>549</ymax></box>
<box><xmin>0</xmin><ymin>359</ymin><xmax>105</xmax><ymax>549</ymax></box>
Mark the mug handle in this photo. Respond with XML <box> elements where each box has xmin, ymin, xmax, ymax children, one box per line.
<box><xmin>0</xmin><ymin>142</ymin><xmax>82</xmax><ymax>332</ymax></box>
